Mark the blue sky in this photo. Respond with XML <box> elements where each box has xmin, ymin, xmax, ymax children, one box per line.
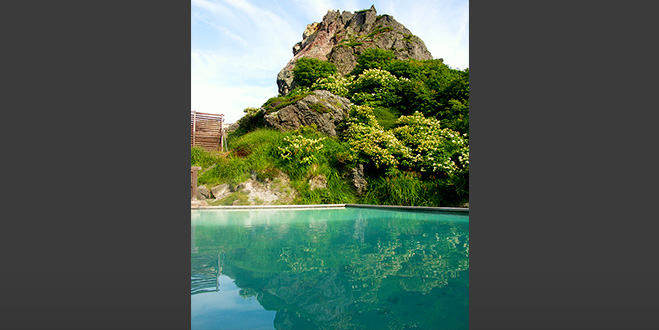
<box><xmin>191</xmin><ymin>0</ymin><xmax>469</xmax><ymax>123</ymax></box>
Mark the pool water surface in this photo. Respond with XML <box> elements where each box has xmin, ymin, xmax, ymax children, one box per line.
<box><xmin>191</xmin><ymin>207</ymin><xmax>469</xmax><ymax>330</ymax></box>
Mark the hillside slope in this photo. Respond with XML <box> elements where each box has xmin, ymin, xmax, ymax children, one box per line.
<box><xmin>192</xmin><ymin>6</ymin><xmax>469</xmax><ymax>207</ymax></box>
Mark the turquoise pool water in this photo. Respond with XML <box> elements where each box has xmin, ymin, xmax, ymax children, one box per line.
<box><xmin>191</xmin><ymin>207</ymin><xmax>469</xmax><ymax>330</ymax></box>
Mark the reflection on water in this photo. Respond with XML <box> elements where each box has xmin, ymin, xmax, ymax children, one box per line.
<box><xmin>192</xmin><ymin>275</ymin><xmax>277</xmax><ymax>330</ymax></box>
<box><xmin>191</xmin><ymin>208</ymin><xmax>469</xmax><ymax>330</ymax></box>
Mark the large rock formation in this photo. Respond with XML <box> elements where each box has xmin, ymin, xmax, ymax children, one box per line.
<box><xmin>264</xmin><ymin>90</ymin><xmax>351</xmax><ymax>136</ymax></box>
<box><xmin>277</xmin><ymin>5</ymin><xmax>434</xmax><ymax>95</ymax></box>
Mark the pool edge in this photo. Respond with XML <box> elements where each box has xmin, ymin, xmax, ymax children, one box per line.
<box><xmin>345</xmin><ymin>204</ymin><xmax>468</xmax><ymax>213</ymax></box>
<box><xmin>192</xmin><ymin>203</ymin><xmax>347</xmax><ymax>210</ymax></box>
<box><xmin>192</xmin><ymin>202</ymin><xmax>468</xmax><ymax>213</ymax></box>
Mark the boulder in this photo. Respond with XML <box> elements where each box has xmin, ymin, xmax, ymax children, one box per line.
<box><xmin>264</xmin><ymin>90</ymin><xmax>350</xmax><ymax>136</ymax></box>
<box><xmin>350</xmin><ymin>164</ymin><xmax>367</xmax><ymax>194</ymax></box>
<box><xmin>211</xmin><ymin>183</ymin><xmax>232</xmax><ymax>200</ymax></box>
<box><xmin>196</xmin><ymin>185</ymin><xmax>210</xmax><ymax>200</ymax></box>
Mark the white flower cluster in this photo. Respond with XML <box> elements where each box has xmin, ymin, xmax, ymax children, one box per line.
<box><xmin>243</xmin><ymin>107</ymin><xmax>262</xmax><ymax>117</ymax></box>
<box><xmin>345</xmin><ymin>104</ymin><xmax>379</xmax><ymax>127</ymax></box>
<box><xmin>354</xmin><ymin>68</ymin><xmax>400</xmax><ymax>87</ymax></box>
<box><xmin>348</xmin><ymin>127</ymin><xmax>409</xmax><ymax>169</ymax></box>
<box><xmin>312</xmin><ymin>74</ymin><xmax>353</xmax><ymax>97</ymax></box>
<box><xmin>312</xmin><ymin>68</ymin><xmax>409</xmax><ymax>106</ymax></box>
<box><xmin>277</xmin><ymin>135</ymin><xmax>326</xmax><ymax>166</ymax></box>
<box><xmin>343</xmin><ymin>108</ymin><xmax>469</xmax><ymax>176</ymax></box>
<box><xmin>350</xmin><ymin>68</ymin><xmax>406</xmax><ymax>105</ymax></box>
<box><xmin>344</xmin><ymin>105</ymin><xmax>410</xmax><ymax>170</ymax></box>
<box><xmin>393</xmin><ymin>112</ymin><xmax>469</xmax><ymax>175</ymax></box>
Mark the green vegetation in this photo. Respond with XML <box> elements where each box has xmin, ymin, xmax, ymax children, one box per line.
<box><xmin>194</xmin><ymin>49</ymin><xmax>469</xmax><ymax>207</ymax></box>
<box><xmin>263</xmin><ymin>90</ymin><xmax>313</xmax><ymax>114</ymax></box>
<box><xmin>365</xmin><ymin>26</ymin><xmax>393</xmax><ymax>39</ymax></box>
<box><xmin>350</xmin><ymin>48</ymin><xmax>396</xmax><ymax>75</ymax></box>
<box><xmin>292</xmin><ymin>57</ymin><xmax>337</xmax><ymax>88</ymax></box>
<box><xmin>308</xmin><ymin>102</ymin><xmax>331</xmax><ymax>113</ymax></box>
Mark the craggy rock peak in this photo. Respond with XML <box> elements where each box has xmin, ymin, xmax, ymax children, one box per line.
<box><xmin>277</xmin><ymin>5</ymin><xmax>434</xmax><ymax>95</ymax></box>
<box><xmin>264</xmin><ymin>90</ymin><xmax>351</xmax><ymax>136</ymax></box>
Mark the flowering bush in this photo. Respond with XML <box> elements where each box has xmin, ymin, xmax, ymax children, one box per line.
<box><xmin>344</xmin><ymin>104</ymin><xmax>379</xmax><ymax>127</ymax></box>
<box><xmin>393</xmin><ymin>112</ymin><xmax>469</xmax><ymax>175</ymax></box>
<box><xmin>349</xmin><ymin>68</ymin><xmax>406</xmax><ymax>106</ymax></box>
<box><xmin>277</xmin><ymin>134</ymin><xmax>326</xmax><ymax>166</ymax></box>
<box><xmin>312</xmin><ymin>74</ymin><xmax>353</xmax><ymax>97</ymax></box>
<box><xmin>243</xmin><ymin>107</ymin><xmax>261</xmax><ymax>117</ymax></box>
<box><xmin>343</xmin><ymin>105</ymin><xmax>410</xmax><ymax>172</ymax></box>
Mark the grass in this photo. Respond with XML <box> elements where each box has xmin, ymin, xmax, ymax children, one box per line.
<box><xmin>308</xmin><ymin>103</ymin><xmax>331</xmax><ymax>113</ymax></box>
<box><xmin>360</xmin><ymin>171</ymin><xmax>468</xmax><ymax>207</ymax></box>
<box><xmin>263</xmin><ymin>91</ymin><xmax>314</xmax><ymax>114</ymax></box>
<box><xmin>215</xmin><ymin>192</ymin><xmax>250</xmax><ymax>206</ymax></box>
<box><xmin>193</xmin><ymin>127</ymin><xmax>467</xmax><ymax>207</ymax></box>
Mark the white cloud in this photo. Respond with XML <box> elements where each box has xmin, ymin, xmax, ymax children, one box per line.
<box><xmin>191</xmin><ymin>50</ymin><xmax>278</xmax><ymax>123</ymax></box>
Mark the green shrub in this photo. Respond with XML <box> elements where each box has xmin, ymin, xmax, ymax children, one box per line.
<box><xmin>277</xmin><ymin>134</ymin><xmax>326</xmax><ymax>167</ymax></box>
<box><xmin>372</xmin><ymin>106</ymin><xmax>400</xmax><ymax>130</ymax></box>
<box><xmin>312</xmin><ymin>74</ymin><xmax>353</xmax><ymax>97</ymax></box>
<box><xmin>293</xmin><ymin>57</ymin><xmax>338</xmax><ymax>88</ymax></box>
<box><xmin>393</xmin><ymin>112</ymin><xmax>469</xmax><ymax>176</ymax></box>
<box><xmin>342</xmin><ymin>105</ymin><xmax>409</xmax><ymax>173</ymax></box>
<box><xmin>350</xmin><ymin>48</ymin><xmax>395</xmax><ymax>75</ymax></box>
<box><xmin>232</xmin><ymin>107</ymin><xmax>266</xmax><ymax>137</ymax></box>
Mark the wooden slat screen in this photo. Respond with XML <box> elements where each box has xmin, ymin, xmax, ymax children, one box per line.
<box><xmin>191</xmin><ymin>111</ymin><xmax>226</xmax><ymax>151</ymax></box>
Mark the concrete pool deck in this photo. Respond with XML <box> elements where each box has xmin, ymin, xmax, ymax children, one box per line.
<box><xmin>191</xmin><ymin>201</ymin><xmax>468</xmax><ymax>213</ymax></box>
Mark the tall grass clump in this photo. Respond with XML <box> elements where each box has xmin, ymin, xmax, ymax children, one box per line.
<box><xmin>360</xmin><ymin>172</ymin><xmax>427</xmax><ymax>206</ymax></box>
<box><xmin>229</xmin><ymin>128</ymin><xmax>287</xmax><ymax>179</ymax></box>
<box><xmin>360</xmin><ymin>171</ymin><xmax>467</xmax><ymax>207</ymax></box>
<box><xmin>191</xmin><ymin>146</ymin><xmax>219</xmax><ymax>168</ymax></box>
<box><xmin>293</xmin><ymin>168</ymin><xmax>357</xmax><ymax>204</ymax></box>
<box><xmin>197</xmin><ymin>156</ymin><xmax>250</xmax><ymax>188</ymax></box>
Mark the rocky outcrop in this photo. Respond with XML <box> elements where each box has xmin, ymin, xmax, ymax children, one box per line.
<box><xmin>210</xmin><ymin>183</ymin><xmax>231</xmax><ymax>200</ymax></box>
<box><xmin>196</xmin><ymin>185</ymin><xmax>210</xmax><ymax>200</ymax></box>
<box><xmin>209</xmin><ymin>170</ymin><xmax>297</xmax><ymax>206</ymax></box>
<box><xmin>277</xmin><ymin>5</ymin><xmax>434</xmax><ymax>95</ymax></box>
<box><xmin>264</xmin><ymin>90</ymin><xmax>351</xmax><ymax>136</ymax></box>
<box><xmin>308</xmin><ymin>174</ymin><xmax>327</xmax><ymax>190</ymax></box>
<box><xmin>350</xmin><ymin>164</ymin><xmax>367</xmax><ymax>194</ymax></box>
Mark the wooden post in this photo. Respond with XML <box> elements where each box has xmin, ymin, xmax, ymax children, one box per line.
<box><xmin>192</xmin><ymin>110</ymin><xmax>197</xmax><ymax>147</ymax></box>
<box><xmin>218</xmin><ymin>114</ymin><xmax>224</xmax><ymax>152</ymax></box>
<box><xmin>223</xmin><ymin>128</ymin><xmax>228</xmax><ymax>152</ymax></box>
<box><xmin>191</xmin><ymin>166</ymin><xmax>201</xmax><ymax>200</ymax></box>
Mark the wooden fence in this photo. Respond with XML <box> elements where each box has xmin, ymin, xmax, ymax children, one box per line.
<box><xmin>191</xmin><ymin>110</ymin><xmax>227</xmax><ymax>152</ymax></box>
